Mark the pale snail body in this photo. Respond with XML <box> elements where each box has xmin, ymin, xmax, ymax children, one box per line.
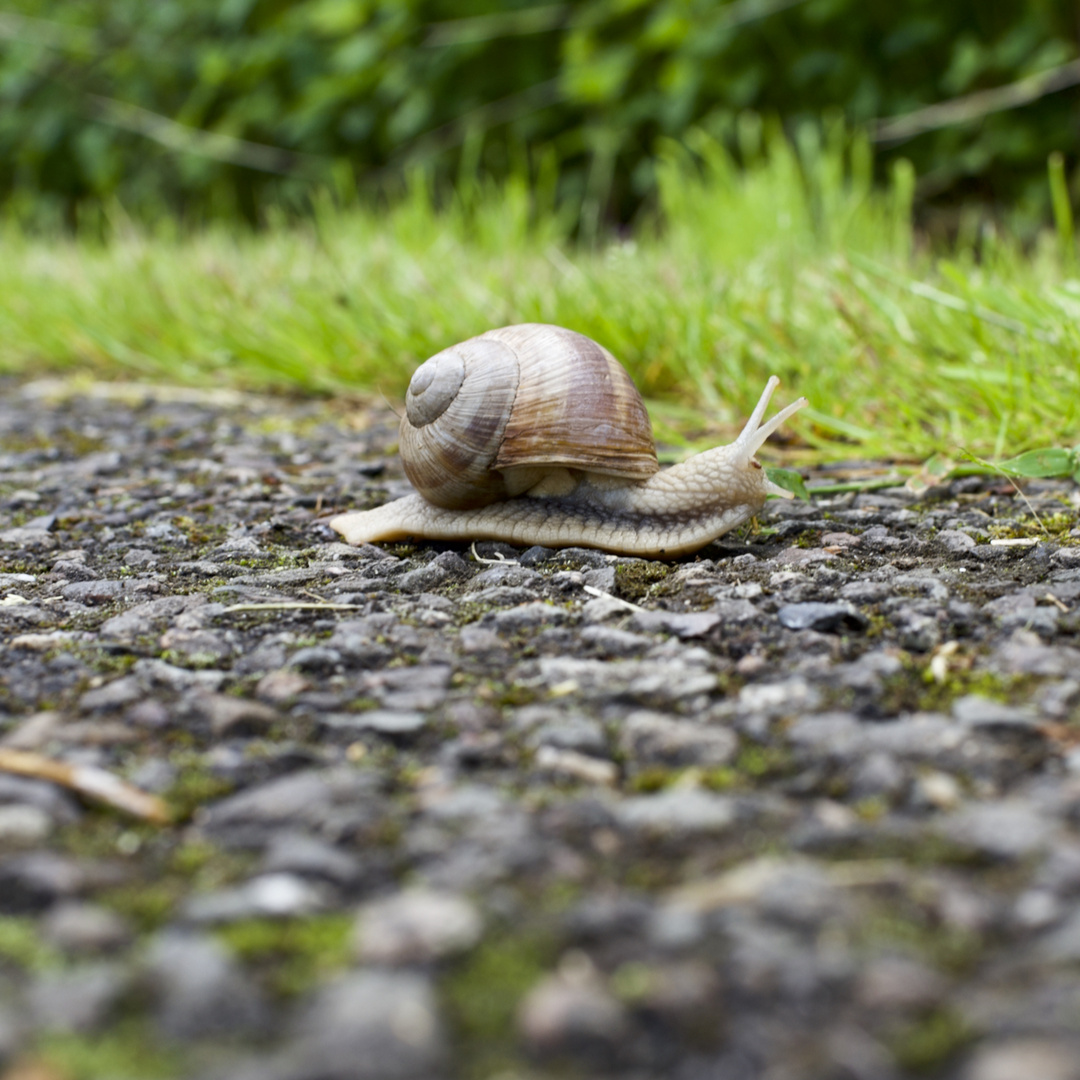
<box><xmin>330</xmin><ymin>324</ymin><xmax>808</xmax><ymax>559</ymax></box>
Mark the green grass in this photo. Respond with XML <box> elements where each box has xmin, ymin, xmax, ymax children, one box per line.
<box><xmin>3</xmin><ymin>124</ymin><xmax>1080</xmax><ymax>463</ymax></box>
<box><xmin>33</xmin><ymin>1023</ymin><xmax>184</xmax><ymax>1080</ymax></box>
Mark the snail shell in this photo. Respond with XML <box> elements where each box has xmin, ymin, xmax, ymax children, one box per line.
<box><xmin>400</xmin><ymin>324</ymin><xmax>658</xmax><ymax>509</ymax></box>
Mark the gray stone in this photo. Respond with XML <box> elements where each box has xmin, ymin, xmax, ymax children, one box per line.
<box><xmin>532</xmin><ymin>657</ymin><xmax>718</xmax><ymax>704</ymax></box>
<box><xmin>939</xmin><ymin>802</ymin><xmax>1055</xmax><ymax>860</ymax></box>
<box><xmin>534</xmin><ymin>746</ymin><xmax>618</xmax><ymax>786</ymax></box>
<box><xmin>709</xmin><ymin>596</ymin><xmax>760</xmax><ymax>622</ymax></box>
<box><xmin>848</xmin><ymin>752</ymin><xmax>906</xmax><ymax>799</ymax></box>
<box><xmin>896</xmin><ymin>610</ymin><xmax>942</xmax><ymax>652</ymax></box>
<box><xmin>519</xmin><ymin>545</ymin><xmax>557</xmax><ymax>566</ymax></box>
<box><xmin>582</xmin><ymin>566</ymin><xmax>616</xmax><ymax>591</ymax></box>
<box><xmin>952</xmin><ymin>694</ymin><xmax>1040</xmax><ymax>730</ymax></box>
<box><xmin>0</xmin><ymin>1004</ymin><xmax>21</xmax><ymax>1066</ymax></box>
<box><xmin>0</xmin><ymin>804</ymin><xmax>51</xmax><ymax>845</ymax></box>
<box><xmin>1036</xmin><ymin>909</ymin><xmax>1080</xmax><ymax>963</ymax></box>
<box><xmin>619</xmin><ymin>710</ymin><xmax>737</xmax><ymax>767</ymax></box>
<box><xmin>616</xmin><ymin>789</ymin><xmax>736</xmax><ymax>836</ymax></box>
<box><xmin>398</xmin><ymin>563</ymin><xmax>449</xmax><ymax>593</ymax></box>
<box><xmin>856</xmin><ymin>956</ymin><xmax>948</xmax><ymax>1012</ymax></box>
<box><xmin>0</xmin><ymin>775</ymin><xmax>80</xmax><ymax>823</ymax></box>
<box><xmin>963</xmin><ymin>1040</ymin><xmax>1080</xmax><ymax>1080</ymax></box>
<box><xmin>994</xmin><ymin>633</ymin><xmax>1080</xmax><ymax>677</ymax></box>
<box><xmin>0</xmin><ymin>852</ymin><xmax>86</xmax><ymax>912</ymax></box>
<box><xmin>892</xmin><ymin>571</ymin><xmax>950</xmax><ymax>603</ymax></box>
<box><xmin>362</xmin><ymin>664</ymin><xmax>451</xmax><ymax>711</ymax></box>
<box><xmin>328</xmin><ymin>618</ymin><xmax>395</xmax><ymax>666</ymax></box>
<box><xmin>458</xmin><ymin>624</ymin><xmax>504</xmax><ymax>654</ymax></box>
<box><xmin>518</xmin><ymin>960</ymin><xmax>627</xmax><ymax>1063</ymax></box>
<box><xmin>78</xmin><ymin>675</ymin><xmax>142</xmax><ymax>713</ymax></box>
<box><xmin>0</xmin><ymin>527</ymin><xmax>57</xmax><ymax>548</ymax></box>
<box><xmin>59</xmin><ymin>580</ymin><xmax>130</xmax><ymax>604</ymax></box>
<box><xmin>200</xmin><ymin>767</ymin><xmax>381</xmax><ymax>834</ymax></box>
<box><xmin>144</xmin><ymin>931</ymin><xmax>266</xmax><ymax>1038</ymax></box>
<box><xmin>189</xmin><ymin>692</ymin><xmax>280</xmax><ymax>736</ymax></box>
<box><xmin>738</xmin><ymin>677</ymin><xmax>819</xmax><ymax>718</ymax></box>
<box><xmin>825</xmin><ymin>1026</ymin><xmax>901</xmax><ymax>1080</ymax></box>
<box><xmin>420</xmin><ymin>783</ymin><xmax>509</xmax><ymax>822</ymax></box>
<box><xmin>255</xmin><ymin>669</ymin><xmax>310</xmax><ymax>703</ymax></box>
<box><xmin>0</xmin><ymin>573</ymin><xmax>36</xmax><ymax>588</ymax></box>
<box><xmin>833</xmin><ymin>650</ymin><xmax>904</xmax><ymax>690</ymax></box>
<box><xmin>124</xmin><ymin>699</ymin><xmax>172</xmax><ymax>731</ymax></box>
<box><xmin>29</xmin><ymin>964</ymin><xmax>128</xmax><ymax>1033</ymax></box>
<box><xmin>580</xmin><ymin>595</ymin><xmax>634</xmax><ymax>622</ymax></box>
<box><xmin>757</xmin><ymin>861</ymin><xmax>841</xmax><ymax>929</ymax></box>
<box><xmin>777</xmin><ymin>602</ymin><xmax>867</xmax><ymax>633</ymax></box>
<box><xmin>630</xmin><ymin>610</ymin><xmax>722</xmax><ymax>638</ymax></box>
<box><xmin>786</xmin><ymin>711</ymin><xmax>967</xmax><ymax>762</ymax></box>
<box><xmin>42</xmin><ymin>901</ymin><xmax>132</xmax><ymax>954</ymax></box>
<box><xmin>488</xmin><ymin>602</ymin><xmax>569</xmax><ymax>631</ymax></box>
<box><xmin>133</xmin><ymin>657</ymin><xmax>226</xmax><ymax>693</ymax></box>
<box><xmin>937</xmin><ymin>529</ymin><xmax>977</xmax><ymax>552</ymax></box>
<box><xmin>397</xmin><ymin>548</ymin><xmax>464</xmax><ymax>591</ymax></box>
<box><xmin>322</xmin><ymin>709</ymin><xmax>428</xmax><ymax>735</ymax></box>
<box><xmin>1039</xmin><ymin>679</ymin><xmax>1080</xmax><ymax>719</ymax></box>
<box><xmin>260</xmin><ymin>832</ymin><xmax>361</xmax><ymax>886</ymax></box>
<box><xmin>664</xmin><ymin>855</ymin><xmax>822</xmax><ymax>915</ymax></box>
<box><xmin>287</xmin><ymin>645</ymin><xmax>343</xmax><ymax>673</ymax></box>
<box><xmin>840</xmin><ymin>580</ymin><xmax>894</xmax><ymax>602</ymax></box>
<box><xmin>465</xmin><ymin>564</ymin><xmax>541</xmax><ymax>591</ymax></box>
<box><xmin>286</xmin><ymin>971</ymin><xmax>446</xmax><ymax>1079</ymax></box>
<box><xmin>183</xmin><ymin>873</ymin><xmax>330</xmax><ymax>923</ymax></box>
<box><xmin>355</xmin><ymin>888</ymin><xmax>483</xmax><ymax>964</ymax></box>
<box><xmin>527</xmin><ymin>715</ymin><xmax>606</xmax><ymax>755</ymax></box>
<box><xmin>774</xmin><ymin>546</ymin><xmax>837</xmax><ymax>567</ymax></box>
<box><xmin>578</xmin><ymin>624</ymin><xmax>651</xmax><ymax>655</ymax></box>
<box><xmin>467</xmin><ymin>585</ymin><xmax>543</xmax><ymax>607</ymax></box>
<box><xmin>159</xmin><ymin>628</ymin><xmax>236</xmax><ymax>665</ymax></box>
<box><xmin>122</xmin><ymin>547</ymin><xmax>158</xmax><ymax>567</ymax></box>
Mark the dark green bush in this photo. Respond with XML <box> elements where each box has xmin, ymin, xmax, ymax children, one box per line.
<box><xmin>1</xmin><ymin>0</ymin><xmax>1077</xmax><ymax>227</ymax></box>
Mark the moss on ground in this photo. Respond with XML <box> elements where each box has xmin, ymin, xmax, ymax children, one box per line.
<box><xmin>614</xmin><ymin>561</ymin><xmax>670</xmax><ymax>602</ymax></box>
<box><xmin>215</xmin><ymin>914</ymin><xmax>354</xmax><ymax>997</ymax></box>
<box><xmin>31</xmin><ymin>1022</ymin><xmax>185</xmax><ymax>1080</ymax></box>
<box><xmin>442</xmin><ymin>927</ymin><xmax>557</xmax><ymax>1080</ymax></box>
<box><xmin>886</xmin><ymin>1007</ymin><xmax>974</xmax><ymax>1073</ymax></box>
<box><xmin>0</xmin><ymin>915</ymin><xmax>63</xmax><ymax>972</ymax></box>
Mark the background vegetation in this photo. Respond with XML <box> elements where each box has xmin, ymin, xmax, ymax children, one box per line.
<box><xmin>4</xmin><ymin>129</ymin><xmax>1079</xmax><ymax>467</ymax></box>
<box><xmin>2</xmin><ymin>0</ymin><xmax>1078</xmax><ymax>230</ymax></box>
<box><xmin>3</xmin><ymin>1</ymin><xmax>1080</xmax><ymax>470</ymax></box>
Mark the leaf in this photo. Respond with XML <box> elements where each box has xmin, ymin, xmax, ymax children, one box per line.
<box><xmin>996</xmin><ymin>448</ymin><xmax>1076</xmax><ymax>478</ymax></box>
<box><xmin>906</xmin><ymin>453</ymin><xmax>956</xmax><ymax>493</ymax></box>
<box><xmin>765</xmin><ymin>466</ymin><xmax>809</xmax><ymax>501</ymax></box>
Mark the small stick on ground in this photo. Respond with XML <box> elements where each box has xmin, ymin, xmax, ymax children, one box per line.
<box><xmin>0</xmin><ymin>748</ymin><xmax>170</xmax><ymax>824</ymax></box>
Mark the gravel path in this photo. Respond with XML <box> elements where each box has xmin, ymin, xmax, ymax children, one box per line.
<box><xmin>2</xmin><ymin>376</ymin><xmax>1080</xmax><ymax>1080</ymax></box>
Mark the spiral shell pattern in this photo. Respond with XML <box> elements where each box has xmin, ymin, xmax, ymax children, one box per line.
<box><xmin>399</xmin><ymin>324</ymin><xmax>658</xmax><ymax>510</ymax></box>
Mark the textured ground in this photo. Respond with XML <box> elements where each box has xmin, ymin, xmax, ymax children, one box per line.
<box><xmin>1</xmin><ymin>377</ymin><xmax>1080</xmax><ymax>1080</ymax></box>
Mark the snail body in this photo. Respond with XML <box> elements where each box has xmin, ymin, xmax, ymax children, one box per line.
<box><xmin>331</xmin><ymin>324</ymin><xmax>807</xmax><ymax>559</ymax></box>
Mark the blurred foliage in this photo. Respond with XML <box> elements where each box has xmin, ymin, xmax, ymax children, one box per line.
<box><xmin>1</xmin><ymin>0</ymin><xmax>1078</xmax><ymax>228</ymax></box>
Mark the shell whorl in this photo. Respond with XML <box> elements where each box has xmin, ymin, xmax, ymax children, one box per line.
<box><xmin>401</xmin><ymin>336</ymin><xmax>519</xmax><ymax>509</ymax></box>
<box><xmin>399</xmin><ymin>324</ymin><xmax>659</xmax><ymax>511</ymax></box>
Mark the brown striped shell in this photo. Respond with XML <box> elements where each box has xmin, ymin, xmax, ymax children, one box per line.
<box><xmin>399</xmin><ymin>324</ymin><xmax>659</xmax><ymax>510</ymax></box>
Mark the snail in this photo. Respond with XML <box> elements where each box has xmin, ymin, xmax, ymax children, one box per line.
<box><xmin>330</xmin><ymin>324</ymin><xmax>807</xmax><ymax>558</ymax></box>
